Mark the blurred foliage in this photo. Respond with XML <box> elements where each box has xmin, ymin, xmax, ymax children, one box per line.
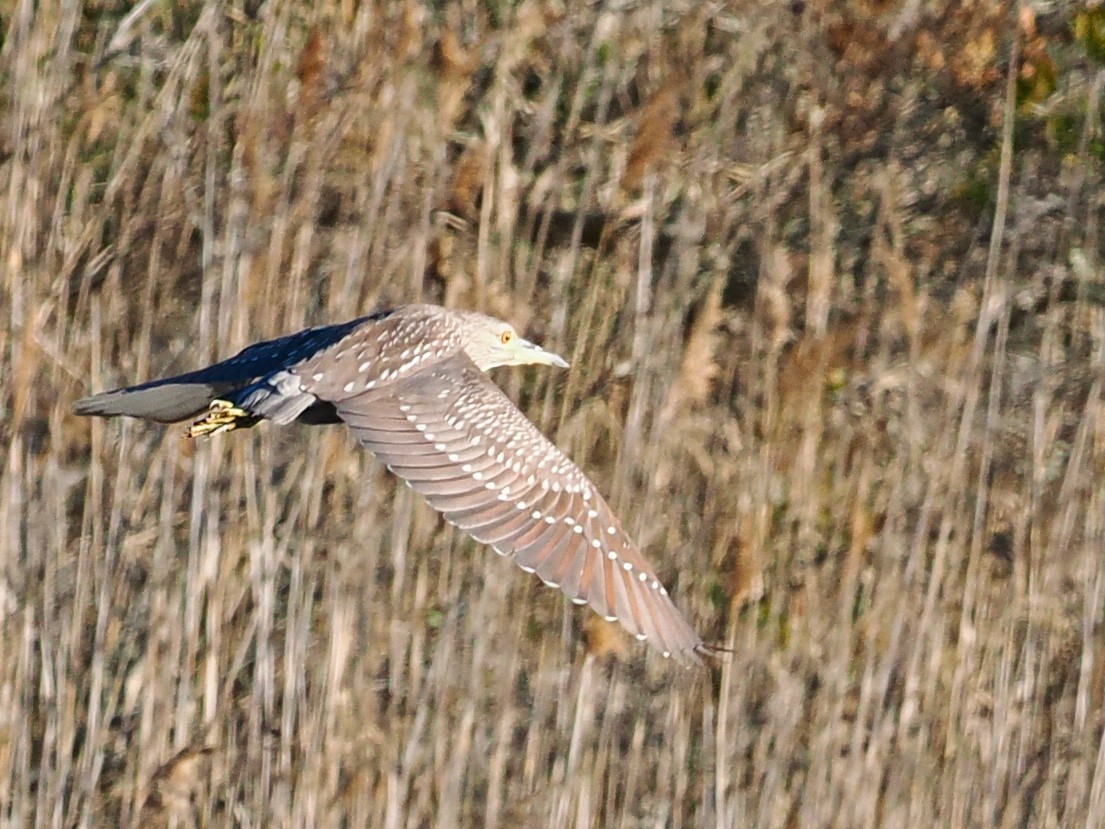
<box><xmin>3</xmin><ymin>1</ymin><xmax>1105</xmax><ymax>827</ymax></box>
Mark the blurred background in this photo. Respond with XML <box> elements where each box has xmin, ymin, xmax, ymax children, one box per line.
<box><xmin>3</xmin><ymin>1</ymin><xmax>1105</xmax><ymax>826</ymax></box>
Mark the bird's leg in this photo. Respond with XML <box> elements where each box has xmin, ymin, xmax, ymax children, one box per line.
<box><xmin>185</xmin><ymin>399</ymin><xmax>260</xmax><ymax>439</ymax></box>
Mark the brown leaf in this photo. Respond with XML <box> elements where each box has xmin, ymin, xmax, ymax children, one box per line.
<box><xmin>139</xmin><ymin>746</ymin><xmax>215</xmax><ymax>823</ymax></box>
<box><xmin>446</xmin><ymin>141</ymin><xmax>488</xmax><ymax>221</ymax></box>
<box><xmin>296</xmin><ymin>27</ymin><xmax>325</xmax><ymax>118</ymax></box>
<box><xmin>661</xmin><ymin>278</ymin><xmax>725</xmax><ymax>423</ymax></box>
<box><xmin>953</xmin><ymin>25</ymin><xmax>998</xmax><ymax>90</ymax></box>
<box><xmin>396</xmin><ymin>0</ymin><xmax>426</xmax><ymax>63</ymax></box>
<box><xmin>622</xmin><ymin>81</ymin><xmax>682</xmax><ymax>191</ymax></box>
<box><xmin>434</xmin><ymin>31</ymin><xmax>480</xmax><ymax>131</ymax></box>
<box><xmin>581</xmin><ymin>615</ymin><xmax>628</xmax><ymax>660</ymax></box>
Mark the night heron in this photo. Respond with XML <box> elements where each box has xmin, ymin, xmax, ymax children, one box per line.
<box><xmin>74</xmin><ymin>304</ymin><xmax>710</xmax><ymax>661</ymax></box>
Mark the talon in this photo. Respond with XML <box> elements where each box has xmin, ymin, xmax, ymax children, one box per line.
<box><xmin>185</xmin><ymin>400</ymin><xmax>256</xmax><ymax>439</ymax></box>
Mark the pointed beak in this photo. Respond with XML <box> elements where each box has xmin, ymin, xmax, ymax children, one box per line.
<box><xmin>518</xmin><ymin>337</ymin><xmax>570</xmax><ymax>369</ymax></box>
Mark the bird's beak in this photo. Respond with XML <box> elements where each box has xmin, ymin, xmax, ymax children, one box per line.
<box><xmin>518</xmin><ymin>338</ymin><xmax>570</xmax><ymax>369</ymax></box>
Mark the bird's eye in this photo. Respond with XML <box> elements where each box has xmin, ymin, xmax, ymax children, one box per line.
<box><xmin>500</xmin><ymin>329</ymin><xmax>514</xmax><ymax>345</ymax></box>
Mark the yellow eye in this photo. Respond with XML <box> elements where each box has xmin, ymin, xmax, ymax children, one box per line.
<box><xmin>500</xmin><ymin>329</ymin><xmax>514</xmax><ymax>345</ymax></box>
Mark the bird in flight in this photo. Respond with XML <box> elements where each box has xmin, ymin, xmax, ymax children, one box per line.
<box><xmin>74</xmin><ymin>304</ymin><xmax>710</xmax><ymax>661</ymax></box>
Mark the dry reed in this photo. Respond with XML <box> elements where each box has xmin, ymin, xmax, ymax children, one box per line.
<box><xmin>2</xmin><ymin>2</ymin><xmax>1104</xmax><ymax>827</ymax></box>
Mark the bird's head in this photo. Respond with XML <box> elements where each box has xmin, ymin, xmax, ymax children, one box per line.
<box><xmin>456</xmin><ymin>311</ymin><xmax>570</xmax><ymax>372</ymax></box>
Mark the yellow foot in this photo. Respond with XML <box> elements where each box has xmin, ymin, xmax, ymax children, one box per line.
<box><xmin>185</xmin><ymin>400</ymin><xmax>256</xmax><ymax>439</ymax></box>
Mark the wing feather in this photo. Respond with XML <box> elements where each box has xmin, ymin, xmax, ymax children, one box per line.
<box><xmin>331</xmin><ymin>353</ymin><xmax>705</xmax><ymax>661</ymax></box>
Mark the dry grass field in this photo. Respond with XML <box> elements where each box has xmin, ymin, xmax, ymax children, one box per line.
<box><xmin>3</xmin><ymin>1</ymin><xmax>1105</xmax><ymax>826</ymax></box>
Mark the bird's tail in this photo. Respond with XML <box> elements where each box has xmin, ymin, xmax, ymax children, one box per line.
<box><xmin>73</xmin><ymin>379</ymin><xmax>263</xmax><ymax>438</ymax></box>
<box><xmin>72</xmin><ymin>380</ymin><xmax>223</xmax><ymax>423</ymax></box>
<box><xmin>73</xmin><ymin>369</ymin><xmax>328</xmax><ymax>436</ymax></box>
<box><xmin>73</xmin><ymin>318</ymin><xmax>374</xmax><ymax>427</ymax></box>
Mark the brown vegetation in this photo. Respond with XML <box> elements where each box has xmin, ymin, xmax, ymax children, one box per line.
<box><xmin>2</xmin><ymin>1</ymin><xmax>1105</xmax><ymax>826</ymax></box>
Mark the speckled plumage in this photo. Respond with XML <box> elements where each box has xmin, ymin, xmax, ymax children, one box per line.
<box><xmin>74</xmin><ymin>304</ymin><xmax>709</xmax><ymax>662</ymax></box>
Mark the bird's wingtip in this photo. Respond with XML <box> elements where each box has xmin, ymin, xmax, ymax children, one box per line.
<box><xmin>693</xmin><ymin>641</ymin><xmax>731</xmax><ymax>664</ymax></box>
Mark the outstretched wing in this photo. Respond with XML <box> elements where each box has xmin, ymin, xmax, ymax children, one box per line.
<box><xmin>333</xmin><ymin>352</ymin><xmax>705</xmax><ymax>661</ymax></box>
